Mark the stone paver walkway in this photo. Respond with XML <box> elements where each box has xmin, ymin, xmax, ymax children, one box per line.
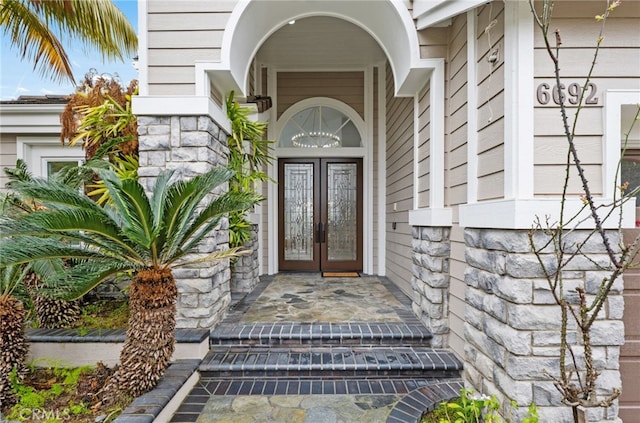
<box><xmin>170</xmin><ymin>274</ymin><xmax>463</xmax><ymax>423</ymax></box>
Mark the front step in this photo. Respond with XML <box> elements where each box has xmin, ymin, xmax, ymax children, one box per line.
<box><xmin>200</xmin><ymin>346</ymin><xmax>462</xmax><ymax>379</ymax></box>
<box><xmin>210</xmin><ymin>322</ymin><xmax>432</xmax><ymax>346</ymax></box>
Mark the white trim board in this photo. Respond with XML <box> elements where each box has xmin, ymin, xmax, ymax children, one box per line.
<box><xmin>604</xmin><ymin>90</ymin><xmax>640</xmax><ymax>199</ymax></box>
<box><xmin>459</xmin><ymin>198</ymin><xmax>636</xmax><ymax>229</ymax></box>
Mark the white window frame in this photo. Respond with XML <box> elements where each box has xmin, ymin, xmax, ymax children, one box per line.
<box><xmin>17</xmin><ymin>137</ymin><xmax>84</xmax><ymax>178</ymax></box>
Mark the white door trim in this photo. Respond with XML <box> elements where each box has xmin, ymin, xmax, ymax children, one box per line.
<box><xmin>266</xmin><ymin>75</ymin><xmax>375</xmax><ymax>275</ymax></box>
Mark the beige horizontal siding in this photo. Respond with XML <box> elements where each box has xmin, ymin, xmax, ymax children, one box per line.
<box><xmin>276</xmin><ymin>72</ymin><xmax>365</xmax><ymax>119</ymax></box>
<box><xmin>476</xmin><ymin>2</ymin><xmax>505</xmax><ymax>202</ymax></box>
<box><xmin>535</xmin><ymin>165</ymin><xmax>602</xmax><ymax>196</ymax></box>
<box><xmin>540</xmin><ymin>1</ymin><xmax>640</xmax><ymax>19</ymax></box>
<box><xmin>148</xmin><ymin>49</ymin><xmax>221</xmax><ymax>66</ymax></box>
<box><xmin>449</xmin><ymin>224</ymin><xmax>466</xmax><ymax>357</ymax></box>
<box><xmin>419</xmin><ymin>27</ymin><xmax>449</xmax><ymax>59</ymax></box>
<box><xmin>148</xmin><ymin>13</ymin><xmax>230</xmax><ymax>30</ymax></box>
<box><xmin>146</xmin><ymin>1</ymin><xmax>234</xmax><ymax>95</ymax></box>
<box><xmin>535</xmin><ymin>136</ymin><xmax>602</xmax><ymax>165</ymax></box>
<box><xmin>477</xmin><ymin>171</ymin><xmax>504</xmax><ymax>200</ymax></box>
<box><xmin>148</xmin><ymin>67</ymin><xmax>196</xmax><ymax>84</ymax></box>
<box><xmin>534</xmin><ymin>107</ymin><xmax>603</xmax><ymax>136</ymax></box>
<box><xmin>385</xmin><ymin>62</ymin><xmax>414</xmax><ymax>296</ymax></box>
<box><xmin>0</xmin><ymin>134</ymin><xmax>17</xmax><ymax>190</ymax></box>
<box><xmin>533</xmin><ymin>7</ymin><xmax>640</xmax><ymax>196</ymax></box>
<box><xmin>147</xmin><ymin>1</ymin><xmax>236</xmax><ymax>13</ymax></box>
<box><xmin>148</xmin><ymin>31</ymin><xmax>223</xmax><ymax>49</ymax></box>
<box><xmin>417</xmin><ymin>83</ymin><xmax>431</xmax><ymax>209</ymax></box>
<box><xmin>446</xmin><ymin>13</ymin><xmax>468</xmax><ymax>207</ymax></box>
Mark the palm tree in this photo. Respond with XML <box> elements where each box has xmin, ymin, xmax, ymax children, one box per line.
<box><xmin>0</xmin><ymin>167</ymin><xmax>260</xmax><ymax>403</ymax></box>
<box><xmin>0</xmin><ymin>0</ymin><xmax>137</xmax><ymax>84</ymax></box>
<box><xmin>0</xmin><ymin>264</ymin><xmax>30</xmax><ymax>408</ymax></box>
<box><xmin>3</xmin><ymin>160</ymin><xmax>81</xmax><ymax>329</ymax></box>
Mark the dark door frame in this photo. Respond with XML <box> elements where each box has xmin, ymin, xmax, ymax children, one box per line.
<box><xmin>278</xmin><ymin>158</ymin><xmax>363</xmax><ymax>272</ymax></box>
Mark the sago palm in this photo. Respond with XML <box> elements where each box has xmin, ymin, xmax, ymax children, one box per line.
<box><xmin>3</xmin><ymin>160</ymin><xmax>81</xmax><ymax>329</ymax></box>
<box><xmin>0</xmin><ymin>167</ymin><xmax>260</xmax><ymax>403</ymax></box>
<box><xmin>0</xmin><ymin>264</ymin><xmax>30</xmax><ymax>408</ymax></box>
<box><xmin>0</xmin><ymin>0</ymin><xmax>137</xmax><ymax>84</ymax></box>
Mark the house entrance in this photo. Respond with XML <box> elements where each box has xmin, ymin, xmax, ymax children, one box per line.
<box><xmin>278</xmin><ymin>158</ymin><xmax>363</xmax><ymax>272</ymax></box>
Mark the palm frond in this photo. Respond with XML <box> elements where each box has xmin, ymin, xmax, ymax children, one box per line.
<box><xmin>38</xmin><ymin>260</ymin><xmax>130</xmax><ymax>300</ymax></box>
<box><xmin>0</xmin><ymin>237</ymin><xmax>122</xmax><ymax>268</ymax></box>
<box><xmin>31</xmin><ymin>0</ymin><xmax>137</xmax><ymax>61</ymax></box>
<box><xmin>161</xmin><ymin>167</ymin><xmax>234</xmax><ymax>258</ymax></box>
<box><xmin>150</xmin><ymin>169</ymin><xmax>175</xmax><ymax>234</ymax></box>
<box><xmin>2</xmin><ymin>208</ymin><xmax>143</xmax><ymax>261</ymax></box>
<box><xmin>4</xmin><ymin>158</ymin><xmax>34</xmax><ymax>186</ymax></box>
<box><xmin>172</xmin><ymin>191</ymin><xmax>261</xmax><ymax>261</ymax></box>
<box><xmin>0</xmin><ymin>263</ymin><xmax>30</xmax><ymax>297</ymax></box>
<box><xmin>176</xmin><ymin>246</ymin><xmax>249</xmax><ymax>268</ymax></box>
<box><xmin>0</xmin><ymin>0</ymin><xmax>73</xmax><ymax>83</ymax></box>
<box><xmin>96</xmin><ymin>169</ymin><xmax>156</xmax><ymax>248</ymax></box>
<box><xmin>10</xmin><ymin>177</ymin><xmax>103</xmax><ymax>212</ymax></box>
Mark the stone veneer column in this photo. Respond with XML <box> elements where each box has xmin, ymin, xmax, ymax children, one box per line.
<box><xmin>411</xmin><ymin>226</ymin><xmax>451</xmax><ymax>348</ymax></box>
<box><xmin>463</xmin><ymin>228</ymin><xmax>623</xmax><ymax>423</ymax></box>
<box><xmin>137</xmin><ymin>115</ymin><xmax>231</xmax><ymax>329</ymax></box>
<box><xmin>231</xmin><ymin>224</ymin><xmax>260</xmax><ymax>293</ymax></box>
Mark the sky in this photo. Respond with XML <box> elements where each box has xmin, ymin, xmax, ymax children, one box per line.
<box><xmin>0</xmin><ymin>0</ymin><xmax>138</xmax><ymax>101</ymax></box>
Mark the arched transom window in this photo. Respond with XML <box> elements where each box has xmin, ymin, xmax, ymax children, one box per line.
<box><xmin>279</xmin><ymin>105</ymin><xmax>362</xmax><ymax>148</ymax></box>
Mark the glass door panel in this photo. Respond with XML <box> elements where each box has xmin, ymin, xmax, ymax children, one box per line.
<box><xmin>279</xmin><ymin>158</ymin><xmax>362</xmax><ymax>272</ymax></box>
<box><xmin>283</xmin><ymin>163</ymin><xmax>315</xmax><ymax>261</ymax></box>
<box><xmin>326</xmin><ymin>163</ymin><xmax>357</xmax><ymax>261</ymax></box>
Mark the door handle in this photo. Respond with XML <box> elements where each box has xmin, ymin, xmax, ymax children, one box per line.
<box><xmin>316</xmin><ymin>222</ymin><xmax>326</xmax><ymax>244</ymax></box>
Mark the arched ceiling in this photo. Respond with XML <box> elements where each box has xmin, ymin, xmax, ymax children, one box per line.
<box><xmin>256</xmin><ymin>16</ymin><xmax>386</xmax><ymax>69</ymax></box>
<box><xmin>209</xmin><ymin>0</ymin><xmax>428</xmax><ymax>97</ymax></box>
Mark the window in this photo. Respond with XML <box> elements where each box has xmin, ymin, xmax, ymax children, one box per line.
<box><xmin>17</xmin><ymin>137</ymin><xmax>83</xmax><ymax>179</ymax></box>
<box><xmin>279</xmin><ymin>106</ymin><xmax>362</xmax><ymax>148</ymax></box>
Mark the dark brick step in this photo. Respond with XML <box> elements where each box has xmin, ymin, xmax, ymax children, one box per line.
<box><xmin>199</xmin><ymin>346</ymin><xmax>461</xmax><ymax>379</ymax></box>
<box><xmin>193</xmin><ymin>377</ymin><xmax>463</xmax><ymax>397</ymax></box>
<box><xmin>210</xmin><ymin>322</ymin><xmax>432</xmax><ymax>347</ymax></box>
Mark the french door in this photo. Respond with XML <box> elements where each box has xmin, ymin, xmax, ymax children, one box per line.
<box><xmin>278</xmin><ymin>158</ymin><xmax>363</xmax><ymax>272</ymax></box>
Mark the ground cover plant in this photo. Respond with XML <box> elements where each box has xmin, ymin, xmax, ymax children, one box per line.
<box><xmin>421</xmin><ymin>389</ymin><xmax>539</xmax><ymax>423</ymax></box>
<box><xmin>2</xmin><ymin>363</ymin><xmax>119</xmax><ymax>423</ymax></box>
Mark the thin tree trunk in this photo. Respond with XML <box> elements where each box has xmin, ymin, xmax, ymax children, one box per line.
<box><xmin>102</xmin><ymin>267</ymin><xmax>177</xmax><ymax>404</ymax></box>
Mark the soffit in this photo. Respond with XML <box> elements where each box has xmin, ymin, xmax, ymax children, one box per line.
<box><xmin>256</xmin><ymin>16</ymin><xmax>386</xmax><ymax>68</ymax></box>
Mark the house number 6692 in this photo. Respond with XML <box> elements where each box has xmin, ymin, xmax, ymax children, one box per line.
<box><xmin>536</xmin><ymin>82</ymin><xmax>599</xmax><ymax>105</ymax></box>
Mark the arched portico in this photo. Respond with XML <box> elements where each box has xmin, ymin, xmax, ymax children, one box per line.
<box><xmin>207</xmin><ymin>0</ymin><xmax>430</xmax><ymax>97</ymax></box>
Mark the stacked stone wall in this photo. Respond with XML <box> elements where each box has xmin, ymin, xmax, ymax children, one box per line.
<box><xmin>137</xmin><ymin>115</ymin><xmax>232</xmax><ymax>328</ymax></box>
<box><xmin>231</xmin><ymin>223</ymin><xmax>260</xmax><ymax>293</ymax></box>
<box><xmin>411</xmin><ymin>226</ymin><xmax>451</xmax><ymax>348</ymax></box>
<box><xmin>464</xmin><ymin>228</ymin><xmax>623</xmax><ymax>423</ymax></box>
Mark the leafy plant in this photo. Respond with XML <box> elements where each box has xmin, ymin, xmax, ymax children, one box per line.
<box><xmin>422</xmin><ymin>390</ymin><xmax>538</xmax><ymax>423</ymax></box>
<box><xmin>226</xmin><ymin>92</ymin><xmax>274</xmax><ymax>248</ymax></box>
<box><xmin>0</xmin><ymin>166</ymin><xmax>261</xmax><ymax>404</ymax></box>
<box><xmin>5</xmin><ymin>366</ymin><xmax>93</xmax><ymax>421</ymax></box>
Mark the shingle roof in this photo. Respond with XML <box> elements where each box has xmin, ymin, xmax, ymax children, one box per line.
<box><xmin>0</xmin><ymin>95</ymin><xmax>69</xmax><ymax>105</ymax></box>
